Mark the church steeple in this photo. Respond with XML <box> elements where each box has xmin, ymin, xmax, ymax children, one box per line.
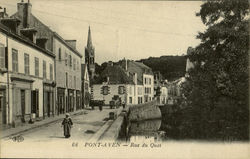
<box><xmin>85</xmin><ymin>26</ymin><xmax>95</xmax><ymax>80</ymax></box>
<box><xmin>87</xmin><ymin>26</ymin><xmax>92</xmax><ymax>49</ymax></box>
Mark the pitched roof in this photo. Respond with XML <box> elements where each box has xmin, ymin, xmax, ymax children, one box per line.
<box><xmin>10</xmin><ymin>12</ymin><xmax>82</xmax><ymax>58</ymax></box>
<box><xmin>93</xmin><ymin>65</ymin><xmax>134</xmax><ymax>85</ymax></box>
<box><xmin>0</xmin><ymin>23</ymin><xmax>55</xmax><ymax>58</ymax></box>
<box><xmin>126</xmin><ymin>60</ymin><xmax>153</xmax><ymax>85</ymax></box>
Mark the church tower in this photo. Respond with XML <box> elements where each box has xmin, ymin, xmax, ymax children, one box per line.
<box><xmin>85</xmin><ymin>26</ymin><xmax>95</xmax><ymax>79</ymax></box>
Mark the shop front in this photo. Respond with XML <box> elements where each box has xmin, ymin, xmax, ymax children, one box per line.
<box><xmin>43</xmin><ymin>82</ymin><xmax>55</xmax><ymax>118</ymax></box>
<box><xmin>57</xmin><ymin>87</ymin><xmax>65</xmax><ymax>115</ymax></box>
<box><xmin>11</xmin><ymin>75</ymin><xmax>33</xmax><ymax>125</ymax></box>
<box><xmin>0</xmin><ymin>86</ymin><xmax>7</xmax><ymax>127</ymax></box>
<box><xmin>76</xmin><ymin>90</ymin><xmax>81</xmax><ymax>110</ymax></box>
<box><xmin>67</xmin><ymin>89</ymin><xmax>74</xmax><ymax>112</ymax></box>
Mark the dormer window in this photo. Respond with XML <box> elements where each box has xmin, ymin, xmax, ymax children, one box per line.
<box><xmin>0</xmin><ymin>18</ymin><xmax>21</xmax><ymax>33</ymax></box>
<box><xmin>20</xmin><ymin>28</ymin><xmax>37</xmax><ymax>43</ymax></box>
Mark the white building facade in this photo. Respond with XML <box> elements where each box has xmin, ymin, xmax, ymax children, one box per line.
<box><xmin>53</xmin><ymin>34</ymin><xmax>82</xmax><ymax>114</ymax></box>
<box><xmin>0</xmin><ymin>23</ymin><xmax>55</xmax><ymax>126</ymax></box>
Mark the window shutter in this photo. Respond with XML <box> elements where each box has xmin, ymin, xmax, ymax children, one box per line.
<box><xmin>5</xmin><ymin>47</ymin><xmax>8</xmax><ymax>68</ymax></box>
<box><xmin>101</xmin><ymin>86</ymin><xmax>103</xmax><ymax>95</ymax></box>
<box><xmin>108</xmin><ymin>86</ymin><xmax>110</xmax><ymax>94</ymax></box>
<box><xmin>0</xmin><ymin>47</ymin><xmax>5</xmax><ymax>68</ymax></box>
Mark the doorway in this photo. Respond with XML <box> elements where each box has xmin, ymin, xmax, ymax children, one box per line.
<box><xmin>0</xmin><ymin>90</ymin><xmax>6</xmax><ymax>125</ymax></box>
<box><xmin>31</xmin><ymin>90</ymin><xmax>39</xmax><ymax>117</ymax></box>
<box><xmin>21</xmin><ymin>90</ymin><xmax>25</xmax><ymax>122</ymax></box>
<box><xmin>47</xmin><ymin>92</ymin><xmax>50</xmax><ymax>117</ymax></box>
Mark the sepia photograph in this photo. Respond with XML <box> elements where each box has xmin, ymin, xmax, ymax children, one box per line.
<box><xmin>0</xmin><ymin>0</ymin><xmax>249</xmax><ymax>158</ymax></box>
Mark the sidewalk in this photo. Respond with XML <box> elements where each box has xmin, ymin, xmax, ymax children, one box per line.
<box><xmin>0</xmin><ymin>106</ymin><xmax>124</xmax><ymax>140</ymax></box>
<box><xmin>0</xmin><ymin>109</ymin><xmax>86</xmax><ymax>139</ymax></box>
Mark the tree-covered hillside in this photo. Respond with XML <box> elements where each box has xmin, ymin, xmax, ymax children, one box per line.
<box><xmin>137</xmin><ymin>56</ymin><xmax>187</xmax><ymax>81</ymax></box>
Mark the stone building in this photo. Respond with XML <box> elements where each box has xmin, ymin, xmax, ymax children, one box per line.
<box><xmin>120</xmin><ymin>59</ymin><xmax>154</xmax><ymax>104</ymax></box>
<box><xmin>0</xmin><ymin>17</ymin><xmax>55</xmax><ymax>127</ymax></box>
<box><xmin>92</xmin><ymin>62</ymin><xmax>135</xmax><ymax>105</ymax></box>
<box><xmin>53</xmin><ymin>33</ymin><xmax>82</xmax><ymax>114</ymax></box>
<box><xmin>10</xmin><ymin>0</ymin><xmax>82</xmax><ymax>115</ymax></box>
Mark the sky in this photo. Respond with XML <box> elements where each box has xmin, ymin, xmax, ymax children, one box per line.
<box><xmin>0</xmin><ymin>0</ymin><xmax>206</xmax><ymax>64</ymax></box>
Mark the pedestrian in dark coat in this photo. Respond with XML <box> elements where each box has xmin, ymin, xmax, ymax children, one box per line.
<box><xmin>122</xmin><ymin>101</ymin><xmax>126</xmax><ymax>109</ymax></box>
<box><xmin>62</xmin><ymin>113</ymin><xmax>73</xmax><ymax>138</ymax></box>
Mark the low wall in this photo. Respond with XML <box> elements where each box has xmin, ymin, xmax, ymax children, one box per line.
<box><xmin>99</xmin><ymin>111</ymin><xmax>128</xmax><ymax>141</ymax></box>
<box><xmin>99</xmin><ymin>101</ymin><xmax>162</xmax><ymax>141</ymax></box>
<box><xmin>128</xmin><ymin>100</ymin><xmax>162</xmax><ymax>122</ymax></box>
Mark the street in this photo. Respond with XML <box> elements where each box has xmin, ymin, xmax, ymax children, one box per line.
<box><xmin>1</xmin><ymin>107</ymin><xmax>119</xmax><ymax>144</ymax></box>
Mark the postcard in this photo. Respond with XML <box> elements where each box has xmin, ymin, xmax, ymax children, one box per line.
<box><xmin>0</xmin><ymin>0</ymin><xmax>249</xmax><ymax>158</ymax></box>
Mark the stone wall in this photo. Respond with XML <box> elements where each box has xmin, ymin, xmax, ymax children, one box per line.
<box><xmin>99</xmin><ymin>101</ymin><xmax>162</xmax><ymax>141</ymax></box>
<box><xmin>128</xmin><ymin>100</ymin><xmax>161</xmax><ymax>122</ymax></box>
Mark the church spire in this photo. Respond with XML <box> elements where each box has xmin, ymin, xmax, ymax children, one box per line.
<box><xmin>87</xmin><ymin>26</ymin><xmax>92</xmax><ymax>48</ymax></box>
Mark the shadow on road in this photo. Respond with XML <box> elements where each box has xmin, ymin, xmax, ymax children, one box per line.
<box><xmin>49</xmin><ymin>136</ymin><xmax>65</xmax><ymax>139</ymax></box>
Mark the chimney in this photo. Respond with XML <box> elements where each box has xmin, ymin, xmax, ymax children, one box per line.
<box><xmin>121</xmin><ymin>58</ymin><xmax>128</xmax><ymax>71</ymax></box>
<box><xmin>133</xmin><ymin>73</ymin><xmax>137</xmax><ymax>85</ymax></box>
<box><xmin>65</xmin><ymin>40</ymin><xmax>76</xmax><ymax>49</ymax></box>
<box><xmin>17</xmin><ymin>0</ymin><xmax>32</xmax><ymax>28</ymax></box>
<box><xmin>0</xmin><ymin>8</ymin><xmax>8</xmax><ymax>18</ymax></box>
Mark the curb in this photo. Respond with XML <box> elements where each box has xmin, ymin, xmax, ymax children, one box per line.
<box><xmin>87</xmin><ymin>108</ymin><xmax>124</xmax><ymax>142</ymax></box>
<box><xmin>1</xmin><ymin>110</ymin><xmax>85</xmax><ymax>139</ymax></box>
<box><xmin>88</xmin><ymin>120</ymin><xmax>113</xmax><ymax>142</ymax></box>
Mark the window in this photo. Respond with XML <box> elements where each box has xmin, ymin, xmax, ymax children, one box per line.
<box><xmin>77</xmin><ymin>60</ymin><xmax>79</xmax><ymax>70</ymax></box>
<box><xmin>85</xmin><ymin>83</ymin><xmax>89</xmax><ymax>91</ymax></box>
<box><xmin>43</xmin><ymin>60</ymin><xmax>46</xmax><ymax>79</ymax></box>
<box><xmin>58</xmin><ymin>48</ymin><xmax>61</xmax><ymax>61</ymax></box>
<box><xmin>73</xmin><ymin>58</ymin><xmax>76</xmax><ymax>70</ymax></box>
<box><xmin>35</xmin><ymin>57</ymin><xmax>39</xmax><ymax>76</ymax></box>
<box><xmin>144</xmin><ymin>78</ymin><xmax>146</xmax><ymax>85</ymax></box>
<box><xmin>69</xmin><ymin>55</ymin><xmax>72</xmax><ymax>67</ymax></box>
<box><xmin>69</xmin><ymin>75</ymin><xmax>72</xmax><ymax>87</ymax></box>
<box><xmin>50</xmin><ymin>64</ymin><xmax>53</xmax><ymax>80</ymax></box>
<box><xmin>24</xmin><ymin>53</ymin><xmax>29</xmax><ymax>75</ymax></box>
<box><xmin>138</xmin><ymin>97</ymin><xmax>142</xmax><ymax>104</ymax></box>
<box><xmin>0</xmin><ymin>46</ymin><xmax>5</xmax><ymax>68</ymax></box>
<box><xmin>12</xmin><ymin>49</ymin><xmax>18</xmax><ymax>72</ymax></box>
<box><xmin>149</xmin><ymin>78</ymin><xmax>151</xmax><ymax>84</ymax></box>
<box><xmin>129</xmin><ymin>86</ymin><xmax>132</xmax><ymax>95</ymax></box>
<box><xmin>66</xmin><ymin>72</ymin><xmax>68</xmax><ymax>87</ymax></box>
<box><xmin>118</xmin><ymin>86</ymin><xmax>125</xmax><ymax>94</ymax></box>
<box><xmin>65</xmin><ymin>52</ymin><xmax>68</xmax><ymax>66</ymax></box>
<box><xmin>91</xmin><ymin>57</ymin><xmax>94</xmax><ymax>64</ymax></box>
<box><xmin>138</xmin><ymin>87</ymin><xmax>142</xmax><ymax>95</ymax></box>
<box><xmin>102</xmin><ymin>86</ymin><xmax>109</xmax><ymax>95</ymax></box>
<box><xmin>74</xmin><ymin>76</ymin><xmax>76</xmax><ymax>88</ymax></box>
<box><xmin>129</xmin><ymin>97</ymin><xmax>132</xmax><ymax>104</ymax></box>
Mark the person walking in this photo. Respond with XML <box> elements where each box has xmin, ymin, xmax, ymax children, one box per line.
<box><xmin>122</xmin><ymin>101</ymin><xmax>126</xmax><ymax>109</ymax></box>
<box><xmin>62</xmin><ymin>113</ymin><xmax>73</xmax><ymax>138</ymax></box>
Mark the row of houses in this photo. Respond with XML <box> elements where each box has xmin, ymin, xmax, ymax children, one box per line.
<box><xmin>92</xmin><ymin>60</ymin><xmax>154</xmax><ymax>105</ymax></box>
<box><xmin>0</xmin><ymin>0</ymin><xmax>192</xmax><ymax>128</ymax></box>
<box><xmin>0</xmin><ymin>1</ymin><xmax>91</xmax><ymax>127</ymax></box>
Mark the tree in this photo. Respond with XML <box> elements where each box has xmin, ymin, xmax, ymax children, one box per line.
<box><xmin>183</xmin><ymin>0</ymin><xmax>249</xmax><ymax>140</ymax></box>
